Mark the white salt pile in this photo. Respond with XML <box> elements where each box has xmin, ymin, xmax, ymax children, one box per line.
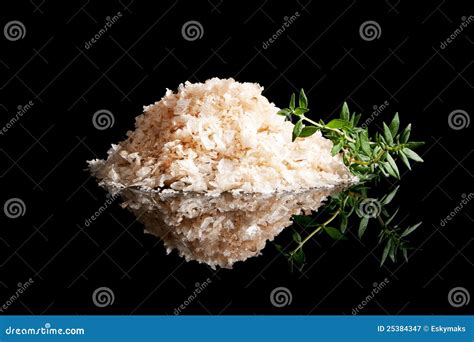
<box><xmin>88</xmin><ymin>78</ymin><xmax>356</xmax><ymax>268</ymax></box>
<box><xmin>89</xmin><ymin>78</ymin><xmax>355</xmax><ymax>195</ymax></box>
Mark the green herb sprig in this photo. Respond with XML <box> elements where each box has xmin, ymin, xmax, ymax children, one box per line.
<box><xmin>275</xmin><ymin>90</ymin><xmax>424</xmax><ymax>271</ymax></box>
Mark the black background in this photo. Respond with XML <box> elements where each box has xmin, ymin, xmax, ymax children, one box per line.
<box><xmin>1</xmin><ymin>0</ymin><xmax>473</xmax><ymax>315</ymax></box>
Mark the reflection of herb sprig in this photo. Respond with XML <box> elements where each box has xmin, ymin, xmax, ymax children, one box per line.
<box><xmin>275</xmin><ymin>90</ymin><xmax>424</xmax><ymax>271</ymax></box>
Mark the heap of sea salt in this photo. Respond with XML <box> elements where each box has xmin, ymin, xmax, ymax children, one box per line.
<box><xmin>88</xmin><ymin>78</ymin><xmax>356</xmax><ymax>268</ymax></box>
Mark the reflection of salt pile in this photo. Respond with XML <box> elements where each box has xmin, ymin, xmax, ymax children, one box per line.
<box><xmin>121</xmin><ymin>188</ymin><xmax>338</xmax><ymax>269</ymax></box>
<box><xmin>88</xmin><ymin>78</ymin><xmax>356</xmax><ymax>267</ymax></box>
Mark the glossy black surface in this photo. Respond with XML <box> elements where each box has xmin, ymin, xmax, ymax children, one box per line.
<box><xmin>1</xmin><ymin>0</ymin><xmax>472</xmax><ymax>315</ymax></box>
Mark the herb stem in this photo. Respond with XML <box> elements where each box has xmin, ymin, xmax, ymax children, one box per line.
<box><xmin>290</xmin><ymin>209</ymin><xmax>341</xmax><ymax>255</ymax></box>
<box><xmin>302</xmin><ymin>116</ymin><xmax>356</xmax><ymax>143</ymax></box>
<box><xmin>350</xmin><ymin>144</ymin><xmax>403</xmax><ymax>166</ymax></box>
<box><xmin>349</xmin><ymin>150</ymin><xmax>385</xmax><ymax>166</ymax></box>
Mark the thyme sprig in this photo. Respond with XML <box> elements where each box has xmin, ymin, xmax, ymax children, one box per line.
<box><xmin>275</xmin><ymin>90</ymin><xmax>424</xmax><ymax>271</ymax></box>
